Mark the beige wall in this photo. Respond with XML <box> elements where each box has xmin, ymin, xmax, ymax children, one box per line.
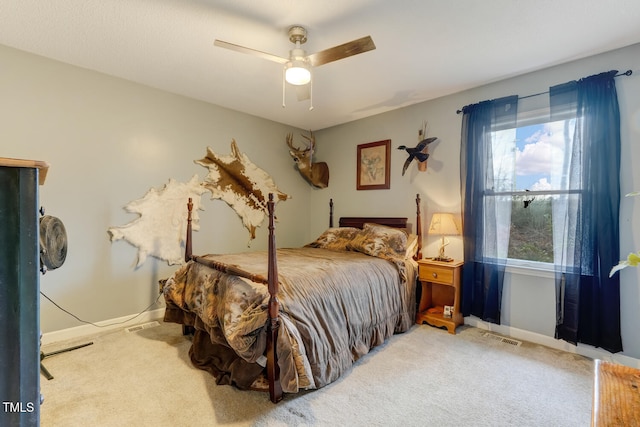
<box><xmin>3</xmin><ymin>41</ymin><xmax>640</xmax><ymax>360</ymax></box>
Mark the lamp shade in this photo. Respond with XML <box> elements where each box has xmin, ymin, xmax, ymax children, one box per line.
<box><xmin>428</xmin><ymin>213</ymin><xmax>460</xmax><ymax>236</ymax></box>
<box><xmin>285</xmin><ymin>60</ymin><xmax>311</xmax><ymax>85</ymax></box>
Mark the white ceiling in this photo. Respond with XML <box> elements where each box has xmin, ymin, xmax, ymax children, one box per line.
<box><xmin>1</xmin><ymin>0</ymin><xmax>640</xmax><ymax>130</ymax></box>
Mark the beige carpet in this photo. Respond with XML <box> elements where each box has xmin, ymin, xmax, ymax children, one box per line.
<box><xmin>39</xmin><ymin>321</ymin><xmax>594</xmax><ymax>426</ymax></box>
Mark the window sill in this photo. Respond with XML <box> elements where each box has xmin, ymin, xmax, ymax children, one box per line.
<box><xmin>505</xmin><ymin>260</ymin><xmax>555</xmax><ymax>279</ymax></box>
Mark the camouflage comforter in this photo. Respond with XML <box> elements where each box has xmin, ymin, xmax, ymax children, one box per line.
<box><xmin>162</xmin><ymin>235</ymin><xmax>417</xmax><ymax>394</ymax></box>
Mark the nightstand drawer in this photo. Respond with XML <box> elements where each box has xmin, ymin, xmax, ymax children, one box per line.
<box><xmin>419</xmin><ymin>265</ymin><xmax>454</xmax><ymax>284</ymax></box>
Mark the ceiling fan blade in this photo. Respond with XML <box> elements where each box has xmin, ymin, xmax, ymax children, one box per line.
<box><xmin>214</xmin><ymin>39</ymin><xmax>288</xmax><ymax>64</ymax></box>
<box><xmin>307</xmin><ymin>36</ymin><xmax>376</xmax><ymax>67</ymax></box>
<box><xmin>295</xmin><ymin>84</ymin><xmax>310</xmax><ymax>101</ymax></box>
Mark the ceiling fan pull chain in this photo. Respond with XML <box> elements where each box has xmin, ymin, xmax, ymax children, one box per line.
<box><xmin>282</xmin><ymin>67</ymin><xmax>286</xmax><ymax>108</ymax></box>
<box><xmin>308</xmin><ymin>71</ymin><xmax>313</xmax><ymax>111</ymax></box>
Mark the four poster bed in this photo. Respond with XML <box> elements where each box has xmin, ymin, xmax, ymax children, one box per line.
<box><xmin>161</xmin><ymin>194</ymin><xmax>423</xmax><ymax>403</ymax></box>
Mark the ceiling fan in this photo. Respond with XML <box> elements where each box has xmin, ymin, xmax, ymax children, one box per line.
<box><xmin>214</xmin><ymin>26</ymin><xmax>376</xmax><ymax>109</ymax></box>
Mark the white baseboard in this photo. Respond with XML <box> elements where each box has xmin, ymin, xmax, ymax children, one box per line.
<box><xmin>465</xmin><ymin>317</ymin><xmax>640</xmax><ymax>368</ymax></box>
<box><xmin>41</xmin><ymin>308</ymin><xmax>165</xmax><ymax>346</ymax></box>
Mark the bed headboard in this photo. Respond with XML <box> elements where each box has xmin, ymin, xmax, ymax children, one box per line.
<box><xmin>338</xmin><ymin>217</ymin><xmax>408</xmax><ymax>230</ymax></box>
<box><xmin>331</xmin><ymin>194</ymin><xmax>423</xmax><ymax>259</ymax></box>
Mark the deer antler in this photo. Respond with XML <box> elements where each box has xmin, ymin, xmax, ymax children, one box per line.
<box><xmin>301</xmin><ymin>130</ymin><xmax>315</xmax><ymax>152</ymax></box>
<box><xmin>286</xmin><ymin>133</ymin><xmax>301</xmax><ymax>151</ymax></box>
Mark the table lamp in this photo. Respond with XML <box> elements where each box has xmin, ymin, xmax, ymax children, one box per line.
<box><xmin>428</xmin><ymin>212</ymin><xmax>460</xmax><ymax>262</ymax></box>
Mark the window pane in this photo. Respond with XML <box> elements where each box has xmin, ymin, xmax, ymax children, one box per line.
<box><xmin>515</xmin><ymin>120</ymin><xmax>573</xmax><ymax>191</ymax></box>
<box><xmin>490</xmin><ymin>128</ymin><xmax>516</xmax><ymax>192</ymax></box>
<box><xmin>489</xmin><ymin>115</ymin><xmax>575</xmax><ymax>263</ymax></box>
<box><xmin>493</xmin><ymin>119</ymin><xmax>574</xmax><ymax>192</ymax></box>
<box><xmin>508</xmin><ymin>196</ymin><xmax>553</xmax><ymax>263</ymax></box>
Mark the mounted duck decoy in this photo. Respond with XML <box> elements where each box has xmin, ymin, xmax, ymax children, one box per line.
<box><xmin>398</xmin><ymin>136</ymin><xmax>437</xmax><ymax>176</ymax></box>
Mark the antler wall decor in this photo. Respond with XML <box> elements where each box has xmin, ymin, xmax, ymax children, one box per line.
<box><xmin>286</xmin><ymin>130</ymin><xmax>330</xmax><ymax>188</ymax></box>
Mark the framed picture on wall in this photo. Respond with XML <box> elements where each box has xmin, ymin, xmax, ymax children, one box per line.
<box><xmin>357</xmin><ymin>139</ymin><xmax>391</xmax><ymax>190</ymax></box>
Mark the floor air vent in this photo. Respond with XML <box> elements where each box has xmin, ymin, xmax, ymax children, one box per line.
<box><xmin>483</xmin><ymin>332</ymin><xmax>522</xmax><ymax>347</ymax></box>
<box><xmin>125</xmin><ymin>321</ymin><xmax>160</xmax><ymax>333</ymax></box>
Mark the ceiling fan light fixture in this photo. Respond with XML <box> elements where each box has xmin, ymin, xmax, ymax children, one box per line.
<box><xmin>215</xmin><ymin>25</ymin><xmax>375</xmax><ymax>107</ymax></box>
<box><xmin>285</xmin><ymin>60</ymin><xmax>311</xmax><ymax>85</ymax></box>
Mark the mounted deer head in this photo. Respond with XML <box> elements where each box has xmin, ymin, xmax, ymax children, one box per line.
<box><xmin>286</xmin><ymin>130</ymin><xmax>330</xmax><ymax>189</ymax></box>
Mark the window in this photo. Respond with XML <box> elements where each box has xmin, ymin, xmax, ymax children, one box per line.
<box><xmin>489</xmin><ymin>110</ymin><xmax>575</xmax><ymax>264</ymax></box>
<box><xmin>460</xmin><ymin>73</ymin><xmax>622</xmax><ymax>344</ymax></box>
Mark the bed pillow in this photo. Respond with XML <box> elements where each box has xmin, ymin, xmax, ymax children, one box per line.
<box><xmin>342</xmin><ymin>223</ymin><xmax>408</xmax><ymax>260</ymax></box>
<box><xmin>405</xmin><ymin>233</ymin><xmax>419</xmax><ymax>259</ymax></box>
<box><xmin>346</xmin><ymin>226</ymin><xmax>409</xmax><ymax>280</ymax></box>
<box><xmin>361</xmin><ymin>222</ymin><xmax>409</xmax><ymax>256</ymax></box>
<box><xmin>305</xmin><ymin>227</ymin><xmax>362</xmax><ymax>251</ymax></box>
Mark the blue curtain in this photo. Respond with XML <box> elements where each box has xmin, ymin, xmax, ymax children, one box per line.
<box><xmin>550</xmin><ymin>71</ymin><xmax>622</xmax><ymax>353</ymax></box>
<box><xmin>459</xmin><ymin>96</ymin><xmax>518</xmax><ymax>323</ymax></box>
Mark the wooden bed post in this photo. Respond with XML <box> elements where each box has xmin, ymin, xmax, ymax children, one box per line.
<box><xmin>415</xmin><ymin>194</ymin><xmax>422</xmax><ymax>260</ymax></box>
<box><xmin>329</xmin><ymin>198</ymin><xmax>334</xmax><ymax>228</ymax></box>
<box><xmin>181</xmin><ymin>198</ymin><xmax>195</xmax><ymax>336</ymax></box>
<box><xmin>185</xmin><ymin>198</ymin><xmax>193</xmax><ymax>262</ymax></box>
<box><xmin>266</xmin><ymin>193</ymin><xmax>283</xmax><ymax>403</ymax></box>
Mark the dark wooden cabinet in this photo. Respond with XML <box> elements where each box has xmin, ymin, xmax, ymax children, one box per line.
<box><xmin>0</xmin><ymin>158</ymin><xmax>48</xmax><ymax>427</ymax></box>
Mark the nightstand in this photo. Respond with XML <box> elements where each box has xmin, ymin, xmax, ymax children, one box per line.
<box><xmin>415</xmin><ymin>259</ymin><xmax>463</xmax><ymax>334</ymax></box>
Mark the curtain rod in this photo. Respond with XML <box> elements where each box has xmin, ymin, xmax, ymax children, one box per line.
<box><xmin>455</xmin><ymin>69</ymin><xmax>633</xmax><ymax>114</ymax></box>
